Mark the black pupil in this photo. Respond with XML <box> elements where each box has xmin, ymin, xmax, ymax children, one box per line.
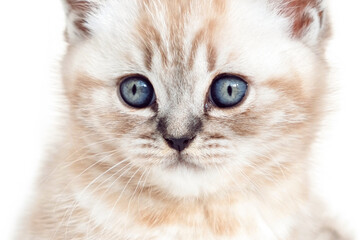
<box><xmin>227</xmin><ymin>86</ymin><xmax>232</xmax><ymax>96</ymax></box>
<box><xmin>132</xmin><ymin>84</ymin><xmax>137</xmax><ymax>95</ymax></box>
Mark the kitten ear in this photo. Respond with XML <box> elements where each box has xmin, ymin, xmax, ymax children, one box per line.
<box><xmin>274</xmin><ymin>0</ymin><xmax>328</xmax><ymax>46</ymax></box>
<box><xmin>62</xmin><ymin>0</ymin><xmax>98</xmax><ymax>43</ymax></box>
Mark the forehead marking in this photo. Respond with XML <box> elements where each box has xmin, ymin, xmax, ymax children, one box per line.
<box><xmin>137</xmin><ymin>0</ymin><xmax>225</xmax><ymax>74</ymax></box>
<box><xmin>137</xmin><ymin>21</ymin><xmax>168</xmax><ymax>71</ymax></box>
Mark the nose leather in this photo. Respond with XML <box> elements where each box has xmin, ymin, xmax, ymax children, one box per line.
<box><xmin>165</xmin><ymin>137</ymin><xmax>194</xmax><ymax>152</ymax></box>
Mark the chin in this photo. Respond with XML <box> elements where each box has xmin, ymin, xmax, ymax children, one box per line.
<box><xmin>163</xmin><ymin>153</ymin><xmax>205</xmax><ymax>170</ymax></box>
<box><xmin>149</xmin><ymin>156</ymin><xmax>230</xmax><ymax>199</ymax></box>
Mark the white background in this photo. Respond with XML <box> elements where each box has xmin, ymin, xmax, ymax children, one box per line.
<box><xmin>0</xmin><ymin>1</ymin><xmax>359</xmax><ymax>239</ymax></box>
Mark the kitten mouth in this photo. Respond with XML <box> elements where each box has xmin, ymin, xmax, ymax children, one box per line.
<box><xmin>167</xmin><ymin>154</ymin><xmax>202</xmax><ymax>170</ymax></box>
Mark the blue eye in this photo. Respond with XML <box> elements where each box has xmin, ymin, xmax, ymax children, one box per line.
<box><xmin>210</xmin><ymin>75</ymin><xmax>248</xmax><ymax>108</ymax></box>
<box><xmin>119</xmin><ymin>76</ymin><xmax>155</xmax><ymax>108</ymax></box>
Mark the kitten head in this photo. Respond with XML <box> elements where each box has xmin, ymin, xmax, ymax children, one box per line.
<box><xmin>62</xmin><ymin>0</ymin><xmax>329</xmax><ymax>199</ymax></box>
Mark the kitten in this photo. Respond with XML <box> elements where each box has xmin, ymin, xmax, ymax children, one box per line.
<box><xmin>19</xmin><ymin>0</ymin><xmax>350</xmax><ymax>239</ymax></box>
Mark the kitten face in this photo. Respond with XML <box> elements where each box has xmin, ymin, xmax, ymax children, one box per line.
<box><xmin>62</xmin><ymin>0</ymin><xmax>327</xmax><ymax>199</ymax></box>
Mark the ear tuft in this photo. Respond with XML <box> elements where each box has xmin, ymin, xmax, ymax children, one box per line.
<box><xmin>67</xmin><ymin>0</ymin><xmax>93</xmax><ymax>12</ymax></box>
<box><xmin>275</xmin><ymin>0</ymin><xmax>327</xmax><ymax>46</ymax></box>
<box><xmin>62</xmin><ymin>0</ymin><xmax>98</xmax><ymax>43</ymax></box>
